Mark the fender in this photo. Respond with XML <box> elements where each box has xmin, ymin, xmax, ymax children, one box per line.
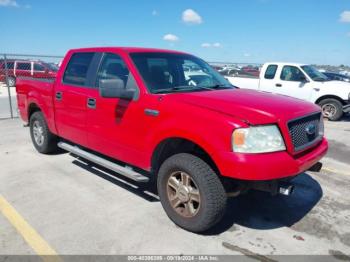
<box><xmin>27</xmin><ymin>88</ymin><xmax>58</xmax><ymax>135</ymax></box>
<box><xmin>145</xmin><ymin>118</ymin><xmax>236</xmax><ymax>174</ymax></box>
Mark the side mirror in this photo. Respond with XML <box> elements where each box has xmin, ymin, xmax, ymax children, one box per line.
<box><xmin>299</xmin><ymin>76</ymin><xmax>309</xmax><ymax>83</ymax></box>
<box><xmin>99</xmin><ymin>79</ymin><xmax>135</xmax><ymax>100</ymax></box>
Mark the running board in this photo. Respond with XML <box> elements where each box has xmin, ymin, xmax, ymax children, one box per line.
<box><xmin>57</xmin><ymin>142</ymin><xmax>149</xmax><ymax>182</ymax></box>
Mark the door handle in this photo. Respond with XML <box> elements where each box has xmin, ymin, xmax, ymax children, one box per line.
<box><xmin>144</xmin><ymin>109</ymin><xmax>159</xmax><ymax>117</ymax></box>
<box><xmin>55</xmin><ymin>91</ymin><xmax>62</xmax><ymax>101</ymax></box>
<box><xmin>275</xmin><ymin>83</ymin><xmax>282</xmax><ymax>87</ymax></box>
<box><xmin>87</xmin><ymin>98</ymin><xmax>96</xmax><ymax>109</ymax></box>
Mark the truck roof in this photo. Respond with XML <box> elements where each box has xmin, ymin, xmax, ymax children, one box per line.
<box><xmin>69</xmin><ymin>46</ymin><xmax>189</xmax><ymax>55</ymax></box>
<box><xmin>265</xmin><ymin>62</ymin><xmax>308</xmax><ymax>67</ymax></box>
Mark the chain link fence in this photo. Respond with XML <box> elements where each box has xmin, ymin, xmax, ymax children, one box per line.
<box><xmin>0</xmin><ymin>54</ymin><xmax>63</xmax><ymax>119</ymax></box>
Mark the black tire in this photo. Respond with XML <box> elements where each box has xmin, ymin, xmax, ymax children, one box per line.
<box><xmin>7</xmin><ymin>77</ymin><xmax>15</xmax><ymax>87</ymax></box>
<box><xmin>29</xmin><ymin>111</ymin><xmax>58</xmax><ymax>153</ymax></box>
<box><xmin>318</xmin><ymin>98</ymin><xmax>343</xmax><ymax>121</ymax></box>
<box><xmin>157</xmin><ymin>153</ymin><xmax>227</xmax><ymax>233</ymax></box>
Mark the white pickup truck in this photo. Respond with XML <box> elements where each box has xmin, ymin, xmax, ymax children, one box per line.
<box><xmin>226</xmin><ymin>62</ymin><xmax>350</xmax><ymax>121</ymax></box>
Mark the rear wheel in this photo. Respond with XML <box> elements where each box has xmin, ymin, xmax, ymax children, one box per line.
<box><xmin>7</xmin><ymin>77</ymin><xmax>15</xmax><ymax>87</ymax></box>
<box><xmin>29</xmin><ymin>111</ymin><xmax>58</xmax><ymax>153</ymax></box>
<box><xmin>157</xmin><ymin>153</ymin><xmax>227</xmax><ymax>232</ymax></box>
<box><xmin>318</xmin><ymin>98</ymin><xmax>343</xmax><ymax>121</ymax></box>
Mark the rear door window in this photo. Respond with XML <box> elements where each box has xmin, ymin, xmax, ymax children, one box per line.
<box><xmin>264</xmin><ymin>65</ymin><xmax>277</xmax><ymax>79</ymax></box>
<box><xmin>16</xmin><ymin>62</ymin><xmax>31</xmax><ymax>70</ymax></box>
<box><xmin>63</xmin><ymin>52</ymin><xmax>95</xmax><ymax>86</ymax></box>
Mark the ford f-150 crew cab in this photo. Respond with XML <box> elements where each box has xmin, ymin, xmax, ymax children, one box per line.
<box><xmin>16</xmin><ymin>47</ymin><xmax>328</xmax><ymax>232</ymax></box>
<box><xmin>225</xmin><ymin>62</ymin><xmax>350</xmax><ymax>121</ymax></box>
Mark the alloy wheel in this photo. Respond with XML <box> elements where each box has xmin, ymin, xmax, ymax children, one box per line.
<box><xmin>32</xmin><ymin>120</ymin><xmax>45</xmax><ymax>146</ymax></box>
<box><xmin>321</xmin><ymin>103</ymin><xmax>337</xmax><ymax>118</ymax></box>
<box><xmin>166</xmin><ymin>171</ymin><xmax>201</xmax><ymax>218</ymax></box>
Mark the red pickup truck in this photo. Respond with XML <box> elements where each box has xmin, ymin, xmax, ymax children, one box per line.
<box><xmin>16</xmin><ymin>47</ymin><xmax>328</xmax><ymax>232</ymax></box>
<box><xmin>0</xmin><ymin>59</ymin><xmax>58</xmax><ymax>86</ymax></box>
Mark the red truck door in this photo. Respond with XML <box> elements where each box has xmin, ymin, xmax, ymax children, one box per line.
<box><xmin>85</xmin><ymin>52</ymin><xmax>157</xmax><ymax>168</ymax></box>
<box><xmin>54</xmin><ymin>52</ymin><xmax>101</xmax><ymax>146</ymax></box>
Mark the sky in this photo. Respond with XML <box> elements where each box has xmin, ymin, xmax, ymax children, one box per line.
<box><xmin>0</xmin><ymin>0</ymin><xmax>349</xmax><ymax>65</ymax></box>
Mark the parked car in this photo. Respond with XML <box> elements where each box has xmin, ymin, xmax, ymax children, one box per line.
<box><xmin>16</xmin><ymin>48</ymin><xmax>328</xmax><ymax>232</ymax></box>
<box><xmin>184</xmin><ymin>71</ymin><xmax>213</xmax><ymax>86</ymax></box>
<box><xmin>323</xmin><ymin>72</ymin><xmax>350</xmax><ymax>83</ymax></box>
<box><xmin>0</xmin><ymin>59</ymin><xmax>58</xmax><ymax>87</ymax></box>
<box><xmin>241</xmin><ymin>66</ymin><xmax>260</xmax><ymax>77</ymax></box>
<box><xmin>210</xmin><ymin>65</ymin><xmax>224</xmax><ymax>71</ymax></box>
<box><xmin>220</xmin><ymin>68</ymin><xmax>258</xmax><ymax>78</ymax></box>
<box><xmin>219</xmin><ymin>69</ymin><xmax>239</xmax><ymax>76</ymax></box>
<box><xmin>226</xmin><ymin>62</ymin><xmax>350</xmax><ymax>121</ymax></box>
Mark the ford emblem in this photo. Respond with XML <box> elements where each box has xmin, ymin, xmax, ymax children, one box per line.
<box><xmin>305</xmin><ymin>123</ymin><xmax>316</xmax><ymax>135</ymax></box>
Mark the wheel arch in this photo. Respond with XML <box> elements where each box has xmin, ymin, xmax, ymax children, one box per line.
<box><xmin>315</xmin><ymin>95</ymin><xmax>346</xmax><ymax>105</ymax></box>
<box><xmin>151</xmin><ymin>137</ymin><xmax>220</xmax><ymax>177</ymax></box>
<box><xmin>28</xmin><ymin>102</ymin><xmax>42</xmax><ymax>120</ymax></box>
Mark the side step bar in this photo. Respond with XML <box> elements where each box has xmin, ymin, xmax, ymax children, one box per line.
<box><xmin>57</xmin><ymin>142</ymin><xmax>149</xmax><ymax>182</ymax></box>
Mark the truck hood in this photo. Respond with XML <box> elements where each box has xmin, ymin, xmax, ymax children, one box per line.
<box><xmin>314</xmin><ymin>80</ymin><xmax>350</xmax><ymax>101</ymax></box>
<box><xmin>171</xmin><ymin>89</ymin><xmax>320</xmax><ymax>125</ymax></box>
<box><xmin>318</xmin><ymin>80</ymin><xmax>350</xmax><ymax>90</ymax></box>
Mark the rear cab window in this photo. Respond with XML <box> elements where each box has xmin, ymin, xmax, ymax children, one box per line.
<box><xmin>0</xmin><ymin>62</ymin><xmax>14</xmax><ymax>70</ymax></box>
<box><xmin>63</xmin><ymin>52</ymin><xmax>95</xmax><ymax>86</ymax></box>
<box><xmin>264</xmin><ymin>64</ymin><xmax>277</xmax><ymax>79</ymax></box>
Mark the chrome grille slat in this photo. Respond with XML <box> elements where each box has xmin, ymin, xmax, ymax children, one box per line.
<box><xmin>288</xmin><ymin>112</ymin><xmax>322</xmax><ymax>152</ymax></box>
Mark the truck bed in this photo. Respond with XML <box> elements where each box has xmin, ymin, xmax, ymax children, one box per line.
<box><xmin>16</xmin><ymin>77</ymin><xmax>56</xmax><ymax>129</ymax></box>
<box><xmin>225</xmin><ymin>75</ymin><xmax>260</xmax><ymax>90</ymax></box>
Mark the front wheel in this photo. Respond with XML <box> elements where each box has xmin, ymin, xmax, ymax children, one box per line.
<box><xmin>318</xmin><ymin>98</ymin><xmax>343</xmax><ymax>121</ymax></box>
<box><xmin>157</xmin><ymin>153</ymin><xmax>227</xmax><ymax>233</ymax></box>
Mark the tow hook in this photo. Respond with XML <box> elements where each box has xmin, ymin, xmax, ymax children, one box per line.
<box><xmin>343</xmin><ymin>104</ymin><xmax>350</xmax><ymax>113</ymax></box>
<box><xmin>229</xmin><ymin>180</ymin><xmax>295</xmax><ymax>197</ymax></box>
<box><xmin>278</xmin><ymin>182</ymin><xmax>294</xmax><ymax>196</ymax></box>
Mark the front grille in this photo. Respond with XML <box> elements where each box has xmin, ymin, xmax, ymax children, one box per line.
<box><xmin>288</xmin><ymin>112</ymin><xmax>322</xmax><ymax>152</ymax></box>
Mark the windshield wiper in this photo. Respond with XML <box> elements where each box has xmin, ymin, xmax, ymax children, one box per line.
<box><xmin>204</xmin><ymin>84</ymin><xmax>233</xmax><ymax>89</ymax></box>
<box><xmin>152</xmin><ymin>85</ymin><xmax>213</xmax><ymax>94</ymax></box>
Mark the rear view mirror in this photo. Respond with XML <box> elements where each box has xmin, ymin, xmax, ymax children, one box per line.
<box><xmin>99</xmin><ymin>79</ymin><xmax>135</xmax><ymax>100</ymax></box>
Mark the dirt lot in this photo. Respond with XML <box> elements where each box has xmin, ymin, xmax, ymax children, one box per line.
<box><xmin>0</xmin><ymin>117</ymin><xmax>349</xmax><ymax>259</ymax></box>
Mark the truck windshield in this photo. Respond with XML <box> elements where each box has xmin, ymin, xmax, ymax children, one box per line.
<box><xmin>130</xmin><ymin>52</ymin><xmax>234</xmax><ymax>94</ymax></box>
<box><xmin>301</xmin><ymin>65</ymin><xmax>329</xmax><ymax>82</ymax></box>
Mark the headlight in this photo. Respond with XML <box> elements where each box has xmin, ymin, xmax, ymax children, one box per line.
<box><xmin>232</xmin><ymin>125</ymin><xmax>286</xmax><ymax>153</ymax></box>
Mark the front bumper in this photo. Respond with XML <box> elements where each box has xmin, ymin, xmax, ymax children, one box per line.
<box><xmin>218</xmin><ymin>138</ymin><xmax>328</xmax><ymax>181</ymax></box>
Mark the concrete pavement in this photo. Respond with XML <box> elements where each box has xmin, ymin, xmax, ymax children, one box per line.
<box><xmin>0</xmin><ymin>83</ymin><xmax>17</xmax><ymax>119</ymax></box>
<box><xmin>0</xmin><ymin>118</ymin><xmax>349</xmax><ymax>258</ymax></box>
